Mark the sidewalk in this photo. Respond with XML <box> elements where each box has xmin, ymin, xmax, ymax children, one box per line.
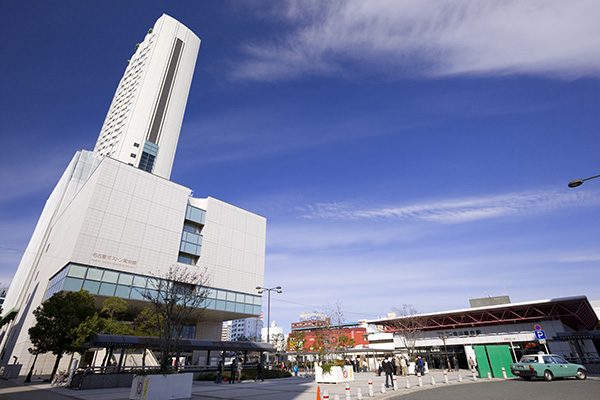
<box><xmin>44</xmin><ymin>369</ymin><xmax>489</xmax><ymax>400</ymax></box>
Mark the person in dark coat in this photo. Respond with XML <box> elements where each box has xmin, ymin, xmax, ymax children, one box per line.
<box><xmin>382</xmin><ymin>356</ymin><xmax>395</xmax><ymax>388</ymax></box>
<box><xmin>215</xmin><ymin>359</ymin><xmax>224</xmax><ymax>384</ymax></box>
<box><xmin>256</xmin><ymin>359</ymin><xmax>264</xmax><ymax>382</ymax></box>
<box><xmin>229</xmin><ymin>358</ymin><xmax>237</xmax><ymax>384</ymax></box>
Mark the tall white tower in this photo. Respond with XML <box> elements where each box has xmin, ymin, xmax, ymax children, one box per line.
<box><xmin>93</xmin><ymin>14</ymin><xmax>200</xmax><ymax>179</ymax></box>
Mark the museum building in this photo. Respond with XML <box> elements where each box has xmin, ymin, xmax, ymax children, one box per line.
<box><xmin>0</xmin><ymin>15</ymin><xmax>266</xmax><ymax>376</ymax></box>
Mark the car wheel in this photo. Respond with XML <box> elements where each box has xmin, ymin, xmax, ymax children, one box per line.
<box><xmin>543</xmin><ymin>370</ymin><xmax>553</xmax><ymax>382</ymax></box>
<box><xmin>576</xmin><ymin>369</ymin><xmax>587</xmax><ymax>380</ymax></box>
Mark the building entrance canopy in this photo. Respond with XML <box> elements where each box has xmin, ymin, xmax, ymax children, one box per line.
<box><xmin>84</xmin><ymin>334</ymin><xmax>277</xmax><ymax>353</ymax></box>
<box><xmin>368</xmin><ymin>296</ymin><xmax>598</xmax><ymax>332</ymax></box>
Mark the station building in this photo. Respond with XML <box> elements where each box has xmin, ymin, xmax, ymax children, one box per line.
<box><xmin>365</xmin><ymin>295</ymin><xmax>599</xmax><ymax>377</ymax></box>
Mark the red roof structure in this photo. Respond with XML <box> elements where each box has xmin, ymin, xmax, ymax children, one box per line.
<box><xmin>367</xmin><ymin>296</ymin><xmax>598</xmax><ymax>333</ymax></box>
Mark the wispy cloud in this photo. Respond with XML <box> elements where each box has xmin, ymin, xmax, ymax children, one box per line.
<box><xmin>177</xmin><ymin>107</ymin><xmax>421</xmax><ymax>167</ymax></box>
<box><xmin>233</xmin><ymin>0</ymin><xmax>600</xmax><ymax>81</ymax></box>
<box><xmin>302</xmin><ymin>189</ymin><xmax>600</xmax><ymax>223</ymax></box>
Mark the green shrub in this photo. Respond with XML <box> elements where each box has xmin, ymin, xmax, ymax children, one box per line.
<box><xmin>196</xmin><ymin>368</ymin><xmax>291</xmax><ymax>381</ymax></box>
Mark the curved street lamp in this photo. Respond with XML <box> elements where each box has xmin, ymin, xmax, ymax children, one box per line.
<box><xmin>256</xmin><ymin>286</ymin><xmax>282</xmax><ymax>348</ymax></box>
<box><xmin>568</xmin><ymin>173</ymin><xmax>600</xmax><ymax>188</ymax></box>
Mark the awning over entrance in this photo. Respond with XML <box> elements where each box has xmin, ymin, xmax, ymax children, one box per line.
<box><xmin>368</xmin><ymin>296</ymin><xmax>598</xmax><ymax>332</ymax></box>
<box><xmin>84</xmin><ymin>333</ymin><xmax>277</xmax><ymax>353</ymax></box>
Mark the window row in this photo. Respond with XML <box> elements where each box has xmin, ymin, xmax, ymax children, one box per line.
<box><xmin>54</xmin><ymin>264</ymin><xmax>262</xmax><ymax>306</ymax></box>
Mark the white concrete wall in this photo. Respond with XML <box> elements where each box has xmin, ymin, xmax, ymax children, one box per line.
<box><xmin>71</xmin><ymin>159</ymin><xmax>190</xmax><ymax>276</ymax></box>
<box><xmin>196</xmin><ymin>197</ymin><xmax>266</xmax><ymax>295</ymax></box>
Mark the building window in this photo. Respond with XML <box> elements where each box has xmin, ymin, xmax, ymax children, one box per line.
<box><xmin>138</xmin><ymin>151</ymin><xmax>155</xmax><ymax>172</ymax></box>
<box><xmin>178</xmin><ymin>253</ymin><xmax>197</xmax><ymax>265</ymax></box>
<box><xmin>185</xmin><ymin>205</ymin><xmax>206</xmax><ymax>225</ymax></box>
<box><xmin>130</xmin><ymin>153</ymin><xmax>137</xmax><ymax>158</ymax></box>
<box><xmin>183</xmin><ymin>221</ymin><xmax>202</xmax><ymax>234</ymax></box>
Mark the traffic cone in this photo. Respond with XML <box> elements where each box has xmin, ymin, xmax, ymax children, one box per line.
<box><xmin>316</xmin><ymin>385</ymin><xmax>321</xmax><ymax>400</ymax></box>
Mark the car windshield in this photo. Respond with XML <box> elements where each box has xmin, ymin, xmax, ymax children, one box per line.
<box><xmin>520</xmin><ymin>356</ymin><xmax>538</xmax><ymax>363</ymax></box>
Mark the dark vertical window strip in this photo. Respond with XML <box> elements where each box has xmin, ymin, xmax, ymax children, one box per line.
<box><xmin>147</xmin><ymin>38</ymin><xmax>184</xmax><ymax>144</ymax></box>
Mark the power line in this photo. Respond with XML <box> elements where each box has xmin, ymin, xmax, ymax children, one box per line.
<box><xmin>271</xmin><ymin>297</ymin><xmax>379</xmax><ymax>319</ymax></box>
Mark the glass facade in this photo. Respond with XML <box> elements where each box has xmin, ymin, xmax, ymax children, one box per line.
<box><xmin>178</xmin><ymin>205</ymin><xmax>206</xmax><ymax>264</ymax></box>
<box><xmin>139</xmin><ymin>141</ymin><xmax>159</xmax><ymax>173</ymax></box>
<box><xmin>44</xmin><ymin>263</ymin><xmax>262</xmax><ymax>316</ymax></box>
<box><xmin>185</xmin><ymin>205</ymin><xmax>206</xmax><ymax>225</ymax></box>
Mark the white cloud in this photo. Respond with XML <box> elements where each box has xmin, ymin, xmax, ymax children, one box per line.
<box><xmin>233</xmin><ymin>0</ymin><xmax>600</xmax><ymax>81</ymax></box>
<box><xmin>302</xmin><ymin>189</ymin><xmax>600</xmax><ymax>223</ymax></box>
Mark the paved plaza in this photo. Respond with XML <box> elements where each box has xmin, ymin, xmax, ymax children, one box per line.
<box><xmin>0</xmin><ymin>369</ymin><xmax>499</xmax><ymax>400</ymax></box>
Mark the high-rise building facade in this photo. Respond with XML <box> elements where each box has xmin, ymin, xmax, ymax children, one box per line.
<box><xmin>94</xmin><ymin>14</ymin><xmax>200</xmax><ymax>180</ymax></box>
<box><xmin>230</xmin><ymin>317</ymin><xmax>263</xmax><ymax>342</ymax></box>
<box><xmin>0</xmin><ymin>15</ymin><xmax>266</xmax><ymax>376</ymax></box>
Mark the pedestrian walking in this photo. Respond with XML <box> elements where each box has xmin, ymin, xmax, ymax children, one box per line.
<box><xmin>230</xmin><ymin>358</ymin><xmax>237</xmax><ymax>384</ymax></box>
<box><xmin>468</xmin><ymin>356</ymin><xmax>476</xmax><ymax>372</ymax></box>
<box><xmin>256</xmin><ymin>359</ymin><xmax>264</xmax><ymax>382</ymax></box>
<box><xmin>400</xmin><ymin>356</ymin><xmax>407</xmax><ymax>376</ymax></box>
<box><xmin>215</xmin><ymin>359</ymin><xmax>224</xmax><ymax>384</ymax></box>
<box><xmin>453</xmin><ymin>355</ymin><xmax>459</xmax><ymax>371</ymax></box>
<box><xmin>393</xmin><ymin>355</ymin><xmax>401</xmax><ymax>376</ymax></box>
<box><xmin>236</xmin><ymin>357</ymin><xmax>243</xmax><ymax>383</ymax></box>
<box><xmin>416</xmin><ymin>356</ymin><xmax>424</xmax><ymax>375</ymax></box>
<box><xmin>382</xmin><ymin>355</ymin><xmax>395</xmax><ymax>388</ymax></box>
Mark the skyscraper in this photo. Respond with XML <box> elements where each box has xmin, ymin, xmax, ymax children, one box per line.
<box><xmin>94</xmin><ymin>14</ymin><xmax>200</xmax><ymax>180</ymax></box>
<box><xmin>0</xmin><ymin>15</ymin><xmax>266</xmax><ymax>376</ymax></box>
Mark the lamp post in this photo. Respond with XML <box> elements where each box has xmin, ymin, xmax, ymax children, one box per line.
<box><xmin>256</xmin><ymin>285</ymin><xmax>282</xmax><ymax>348</ymax></box>
<box><xmin>568</xmin><ymin>173</ymin><xmax>600</xmax><ymax>188</ymax></box>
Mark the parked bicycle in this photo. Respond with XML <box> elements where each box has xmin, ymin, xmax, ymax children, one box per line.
<box><xmin>50</xmin><ymin>370</ymin><xmax>70</xmax><ymax>387</ymax></box>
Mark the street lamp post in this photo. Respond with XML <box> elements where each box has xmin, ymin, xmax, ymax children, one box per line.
<box><xmin>568</xmin><ymin>173</ymin><xmax>600</xmax><ymax>188</ymax></box>
<box><xmin>256</xmin><ymin>286</ymin><xmax>282</xmax><ymax>349</ymax></box>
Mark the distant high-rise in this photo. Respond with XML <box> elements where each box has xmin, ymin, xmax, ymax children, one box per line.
<box><xmin>94</xmin><ymin>14</ymin><xmax>200</xmax><ymax>179</ymax></box>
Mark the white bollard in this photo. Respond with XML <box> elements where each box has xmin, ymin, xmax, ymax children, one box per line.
<box><xmin>458</xmin><ymin>373</ymin><xmax>463</xmax><ymax>382</ymax></box>
<box><xmin>381</xmin><ymin>383</ymin><xmax>386</xmax><ymax>393</ymax></box>
<box><xmin>393</xmin><ymin>376</ymin><xmax>398</xmax><ymax>391</ymax></box>
<box><xmin>405</xmin><ymin>377</ymin><xmax>411</xmax><ymax>389</ymax></box>
<box><xmin>368</xmin><ymin>379</ymin><xmax>373</xmax><ymax>397</ymax></box>
<box><xmin>345</xmin><ymin>382</ymin><xmax>351</xmax><ymax>400</ymax></box>
<box><xmin>323</xmin><ymin>390</ymin><xmax>330</xmax><ymax>400</ymax></box>
<box><xmin>502</xmin><ymin>367</ymin><xmax>507</xmax><ymax>379</ymax></box>
<box><xmin>431</xmin><ymin>376</ymin><xmax>436</xmax><ymax>386</ymax></box>
<box><xmin>443</xmin><ymin>371</ymin><xmax>449</xmax><ymax>384</ymax></box>
<box><xmin>472</xmin><ymin>370</ymin><xmax>477</xmax><ymax>381</ymax></box>
<box><xmin>487</xmin><ymin>372</ymin><xmax>492</xmax><ymax>380</ymax></box>
<box><xmin>418</xmin><ymin>376</ymin><xmax>423</xmax><ymax>387</ymax></box>
<box><xmin>357</xmin><ymin>388</ymin><xmax>363</xmax><ymax>400</ymax></box>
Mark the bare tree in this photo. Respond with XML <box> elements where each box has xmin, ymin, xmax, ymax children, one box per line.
<box><xmin>140</xmin><ymin>266</ymin><xmax>210</xmax><ymax>372</ymax></box>
<box><xmin>390</xmin><ymin>304</ymin><xmax>425</xmax><ymax>358</ymax></box>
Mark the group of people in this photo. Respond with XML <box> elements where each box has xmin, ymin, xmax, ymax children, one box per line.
<box><xmin>215</xmin><ymin>356</ymin><xmax>267</xmax><ymax>384</ymax></box>
<box><xmin>215</xmin><ymin>357</ymin><xmax>245</xmax><ymax>384</ymax></box>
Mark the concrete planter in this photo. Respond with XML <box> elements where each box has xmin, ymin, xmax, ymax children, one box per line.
<box><xmin>315</xmin><ymin>364</ymin><xmax>354</xmax><ymax>383</ymax></box>
<box><xmin>129</xmin><ymin>373</ymin><xmax>193</xmax><ymax>400</ymax></box>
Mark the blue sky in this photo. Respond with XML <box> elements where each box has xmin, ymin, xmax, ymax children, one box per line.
<box><xmin>1</xmin><ymin>1</ymin><xmax>600</xmax><ymax>332</ymax></box>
